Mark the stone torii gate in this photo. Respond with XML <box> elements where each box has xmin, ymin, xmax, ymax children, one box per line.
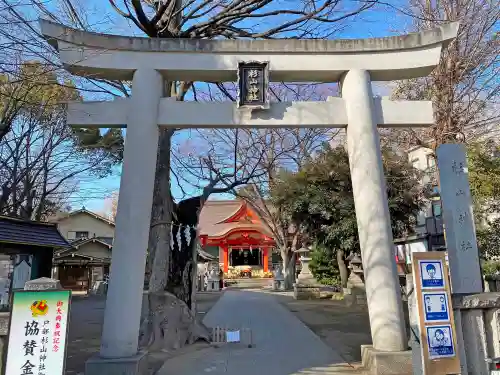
<box><xmin>40</xmin><ymin>19</ymin><xmax>458</xmax><ymax>375</ymax></box>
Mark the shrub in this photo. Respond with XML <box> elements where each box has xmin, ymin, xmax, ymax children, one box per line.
<box><xmin>309</xmin><ymin>244</ymin><xmax>340</xmax><ymax>286</ymax></box>
<box><xmin>482</xmin><ymin>260</ymin><xmax>500</xmax><ymax>278</ymax></box>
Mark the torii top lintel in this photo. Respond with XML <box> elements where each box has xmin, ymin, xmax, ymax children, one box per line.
<box><xmin>39</xmin><ymin>19</ymin><xmax>458</xmax><ymax>83</ymax></box>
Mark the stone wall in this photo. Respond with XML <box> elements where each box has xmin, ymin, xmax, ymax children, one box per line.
<box><xmin>0</xmin><ymin>312</ymin><xmax>8</xmax><ymax>374</ymax></box>
<box><xmin>452</xmin><ymin>293</ymin><xmax>500</xmax><ymax>375</ymax></box>
<box><xmin>293</xmin><ymin>285</ymin><xmax>320</xmax><ymax>300</ymax></box>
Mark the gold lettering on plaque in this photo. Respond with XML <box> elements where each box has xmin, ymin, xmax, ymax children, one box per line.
<box><xmin>245</xmin><ymin>69</ymin><xmax>261</xmax><ymax>102</ymax></box>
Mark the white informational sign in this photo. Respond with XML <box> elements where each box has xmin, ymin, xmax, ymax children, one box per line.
<box><xmin>226</xmin><ymin>330</ymin><xmax>241</xmax><ymax>343</ymax></box>
<box><xmin>419</xmin><ymin>260</ymin><xmax>445</xmax><ymax>289</ymax></box>
<box><xmin>5</xmin><ymin>290</ymin><xmax>71</xmax><ymax>375</ymax></box>
<box><xmin>437</xmin><ymin>144</ymin><xmax>482</xmax><ymax>294</ymax></box>
<box><xmin>12</xmin><ymin>257</ymin><xmax>32</xmax><ymax>290</ymax></box>
<box><xmin>426</xmin><ymin>324</ymin><xmax>456</xmax><ymax>359</ymax></box>
<box><xmin>423</xmin><ymin>292</ymin><xmax>450</xmax><ymax>323</ymax></box>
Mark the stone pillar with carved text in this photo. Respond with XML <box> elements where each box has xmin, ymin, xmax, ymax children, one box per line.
<box><xmin>436</xmin><ymin>143</ymin><xmax>482</xmax><ymax>294</ymax></box>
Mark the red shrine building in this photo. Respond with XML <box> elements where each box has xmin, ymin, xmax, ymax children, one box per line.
<box><xmin>198</xmin><ymin>200</ymin><xmax>275</xmax><ymax>277</ymax></box>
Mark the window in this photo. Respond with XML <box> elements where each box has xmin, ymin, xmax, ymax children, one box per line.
<box><xmin>75</xmin><ymin>231</ymin><xmax>89</xmax><ymax>239</ymax></box>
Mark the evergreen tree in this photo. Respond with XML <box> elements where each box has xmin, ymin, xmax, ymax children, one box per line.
<box><xmin>271</xmin><ymin>144</ymin><xmax>425</xmax><ymax>287</ymax></box>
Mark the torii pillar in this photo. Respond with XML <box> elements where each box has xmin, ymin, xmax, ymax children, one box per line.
<box><xmin>39</xmin><ymin>18</ymin><xmax>458</xmax><ymax>375</ymax></box>
<box><xmin>342</xmin><ymin>69</ymin><xmax>407</xmax><ymax>351</ymax></box>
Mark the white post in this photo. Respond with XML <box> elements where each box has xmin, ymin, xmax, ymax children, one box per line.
<box><xmin>99</xmin><ymin>69</ymin><xmax>163</xmax><ymax>358</ymax></box>
<box><xmin>342</xmin><ymin>69</ymin><xmax>407</xmax><ymax>352</ymax></box>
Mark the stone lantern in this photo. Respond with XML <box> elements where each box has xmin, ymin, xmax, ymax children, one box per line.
<box><xmin>345</xmin><ymin>253</ymin><xmax>367</xmax><ymax>306</ymax></box>
<box><xmin>348</xmin><ymin>254</ymin><xmax>364</xmax><ymax>284</ymax></box>
<box><xmin>293</xmin><ymin>246</ymin><xmax>320</xmax><ymax>300</ymax></box>
<box><xmin>294</xmin><ymin>246</ymin><xmax>317</xmax><ymax>285</ymax></box>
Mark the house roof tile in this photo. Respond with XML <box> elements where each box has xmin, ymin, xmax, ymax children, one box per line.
<box><xmin>0</xmin><ymin>216</ymin><xmax>71</xmax><ymax>248</ymax></box>
<box><xmin>69</xmin><ymin>237</ymin><xmax>112</xmax><ymax>248</ymax></box>
<box><xmin>48</xmin><ymin>208</ymin><xmax>115</xmax><ymax>226</ymax></box>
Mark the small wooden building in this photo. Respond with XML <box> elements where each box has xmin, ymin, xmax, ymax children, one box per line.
<box><xmin>53</xmin><ymin>237</ymin><xmax>113</xmax><ymax>292</ymax></box>
<box><xmin>0</xmin><ymin>215</ymin><xmax>70</xmax><ymax>311</ymax></box>
<box><xmin>48</xmin><ymin>207</ymin><xmax>116</xmax><ymax>292</ymax></box>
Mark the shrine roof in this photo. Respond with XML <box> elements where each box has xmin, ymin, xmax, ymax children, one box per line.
<box><xmin>198</xmin><ymin>200</ymin><xmax>272</xmax><ymax>238</ymax></box>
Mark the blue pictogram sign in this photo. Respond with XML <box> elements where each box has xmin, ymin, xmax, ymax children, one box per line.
<box><xmin>423</xmin><ymin>292</ymin><xmax>449</xmax><ymax>323</ymax></box>
<box><xmin>419</xmin><ymin>260</ymin><xmax>445</xmax><ymax>289</ymax></box>
<box><xmin>426</xmin><ymin>325</ymin><xmax>455</xmax><ymax>359</ymax></box>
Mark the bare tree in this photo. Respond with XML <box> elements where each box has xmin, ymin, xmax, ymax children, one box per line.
<box><xmin>110</xmin><ymin>0</ymin><xmax>375</xmax><ymax>38</ymax></box>
<box><xmin>0</xmin><ymin>64</ymin><xmax>117</xmax><ymax>220</ymax></box>
<box><xmin>140</xmin><ymin>126</ymin><xmax>287</xmax><ymax>350</ymax></box>
<box><xmin>234</xmin><ymin>128</ymin><xmax>336</xmax><ymax>289</ymax></box>
<box><xmin>0</xmin><ymin>0</ymin><xmax>128</xmax><ymax>146</ymax></box>
<box><xmin>390</xmin><ymin>0</ymin><xmax>500</xmax><ymax>149</ymax></box>
<box><xmin>178</xmin><ymin>83</ymin><xmax>339</xmax><ymax>289</ymax></box>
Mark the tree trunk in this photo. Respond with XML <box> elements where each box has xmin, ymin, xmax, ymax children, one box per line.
<box><xmin>190</xmin><ymin>236</ymin><xmax>201</xmax><ymax>315</ymax></box>
<box><xmin>337</xmin><ymin>249</ymin><xmax>350</xmax><ymax>288</ymax></box>
<box><xmin>139</xmin><ymin>129</ymin><xmax>209</xmax><ymax>352</ymax></box>
<box><xmin>0</xmin><ymin>184</ymin><xmax>11</xmax><ymax>213</ymax></box>
<box><xmin>167</xmin><ymin>197</ymin><xmax>201</xmax><ymax>308</ymax></box>
<box><xmin>282</xmin><ymin>248</ymin><xmax>296</xmax><ymax>290</ymax></box>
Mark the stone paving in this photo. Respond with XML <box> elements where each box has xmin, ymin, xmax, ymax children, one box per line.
<box><xmin>65</xmin><ymin>296</ymin><xmax>105</xmax><ymax>375</ymax></box>
<box><xmin>157</xmin><ymin>290</ymin><xmax>363</xmax><ymax>375</ymax></box>
<box><xmin>64</xmin><ymin>292</ymin><xmax>223</xmax><ymax>375</ymax></box>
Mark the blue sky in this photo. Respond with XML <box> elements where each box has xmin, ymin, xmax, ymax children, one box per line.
<box><xmin>62</xmin><ymin>0</ymin><xmax>411</xmax><ymax>213</ymax></box>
